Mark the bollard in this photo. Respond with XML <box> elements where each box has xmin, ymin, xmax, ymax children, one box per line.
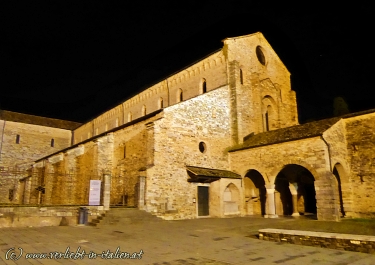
<box><xmin>78</xmin><ymin>207</ymin><xmax>88</xmax><ymax>224</ymax></box>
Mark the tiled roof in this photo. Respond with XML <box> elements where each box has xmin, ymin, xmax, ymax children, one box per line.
<box><xmin>186</xmin><ymin>165</ymin><xmax>241</xmax><ymax>180</ymax></box>
<box><xmin>230</xmin><ymin>117</ymin><xmax>341</xmax><ymax>151</ymax></box>
<box><xmin>0</xmin><ymin>110</ymin><xmax>81</xmax><ymax>130</ymax></box>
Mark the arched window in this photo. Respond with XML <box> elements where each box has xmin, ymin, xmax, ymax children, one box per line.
<box><xmin>159</xmin><ymin>97</ymin><xmax>163</xmax><ymax>109</ymax></box>
<box><xmin>142</xmin><ymin>105</ymin><xmax>146</xmax><ymax>116</ymax></box>
<box><xmin>240</xmin><ymin>69</ymin><xmax>243</xmax><ymax>84</ymax></box>
<box><xmin>264</xmin><ymin>105</ymin><xmax>272</xmax><ymax>132</ymax></box>
<box><xmin>128</xmin><ymin>112</ymin><xmax>132</xmax><ymax>122</ymax></box>
<box><xmin>50</xmin><ymin>138</ymin><xmax>55</xmax><ymax>147</ymax></box>
<box><xmin>177</xmin><ymin>88</ymin><xmax>183</xmax><ymax>102</ymax></box>
<box><xmin>201</xmin><ymin>78</ymin><xmax>207</xmax><ymax>94</ymax></box>
<box><xmin>265</xmin><ymin>111</ymin><xmax>269</xmax><ymax>131</ymax></box>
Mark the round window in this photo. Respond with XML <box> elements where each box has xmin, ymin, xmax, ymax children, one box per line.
<box><xmin>256</xmin><ymin>46</ymin><xmax>266</xmax><ymax>65</ymax></box>
<box><xmin>199</xmin><ymin>142</ymin><xmax>207</xmax><ymax>153</ymax></box>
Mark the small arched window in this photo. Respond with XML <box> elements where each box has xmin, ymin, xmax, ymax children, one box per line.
<box><xmin>264</xmin><ymin>105</ymin><xmax>272</xmax><ymax>132</ymax></box>
<box><xmin>159</xmin><ymin>97</ymin><xmax>163</xmax><ymax>109</ymax></box>
<box><xmin>142</xmin><ymin>105</ymin><xmax>146</xmax><ymax>116</ymax></box>
<box><xmin>50</xmin><ymin>138</ymin><xmax>55</xmax><ymax>147</ymax></box>
<box><xmin>201</xmin><ymin>78</ymin><xmax>207</xmax><ymax>94</ymax></box>
<box><xmin>240</xmin><ymin>69</ymin><xmax>243</xmax><ymax>84</ymax></box>
<box><xmin>177</xmin><ymin>88</ymin><xmax>183</xmax><ymax>102</ymax></box>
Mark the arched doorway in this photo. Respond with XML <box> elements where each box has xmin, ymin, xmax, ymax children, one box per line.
<box><xmin>244</xmin><ymin>170</ymin><xmax>266</xmax><ymax>215</ymax></box>
<box><xmin>275</xmin><ymin>164</ymin><xmax>316</xmax><ymax>217</ymax></box>
<box><xmin>333</xmin><ymin>163</ymin><xmax>346</xmax><ymax>217</ymax></box>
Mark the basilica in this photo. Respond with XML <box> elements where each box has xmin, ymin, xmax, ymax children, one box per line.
<box><xmin>1</xmin><ymin>32</ymin><xmax>374</xmax><ymax>223</ymax></box>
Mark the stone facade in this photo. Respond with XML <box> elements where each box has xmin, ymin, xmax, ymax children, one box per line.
<box><xmin>1</xmin><ymin>32</ymin><xmax>375</xmax><ymax>223</ymax></box>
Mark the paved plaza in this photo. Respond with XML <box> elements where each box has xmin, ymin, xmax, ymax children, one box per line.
<box><xmin>0</xmin><ymin>215</ymin><xmax>374</xmax><ymax>264</ymax></box>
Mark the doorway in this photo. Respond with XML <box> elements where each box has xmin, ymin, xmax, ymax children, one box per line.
<box><xmin>197</xmin><ymin>186</ymin><xmax>209</xmax><ymax>216</ymax></box>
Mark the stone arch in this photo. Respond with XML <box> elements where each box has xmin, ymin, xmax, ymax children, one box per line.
<box><xmin>223</xmin><ymin>183</ymin><xmax>240</xmax><ymax>215</ymax></box>
<box><xmin>274</xmin><ymin>164</ymin><xmax>317</xmax><ymax>217</ymax></box>
<box><xmin>270</xmin><ymin>160</ymin><xmax>321</xmax><ymax>183</ymax></box>
<box><xmin>244</xmin><ymin>169</ymin><xmax>266</xmax><ymax>215</ymax></box>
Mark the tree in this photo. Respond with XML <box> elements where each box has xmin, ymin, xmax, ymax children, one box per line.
<box><xmin>333</xmin><ymin>96</ymin><xmax>350</xmax><ymax>117</ymax></box>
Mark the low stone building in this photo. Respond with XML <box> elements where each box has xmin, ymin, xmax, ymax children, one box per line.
<box><xmin>1</xmin><ymin>32</ymin><xmax>374</xmax><ymax>222</ymax></box>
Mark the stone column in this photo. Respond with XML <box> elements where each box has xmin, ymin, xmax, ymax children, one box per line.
<box><xmin>289</xmin><ymin>183</ymin><xmax>300</xmax><ymax>217</ymax></box>
<box><xmin>103</xmin><ymin>172</ymin><xmax>111</xmax><ymax>210</ymax></box>
<box><xmin>265</xmin><ymin>185</ymin><xmax>278</xmax><ymax>218</ymax></box>
<box><xmin>43</xmin><ymin>161</ymin><xmax>53</xmax><ymax>205</ymax></box>
<box><xmin>138</xmin><ymin>176</ymin><xmax>145</xmax><ymax>210</ymax></box>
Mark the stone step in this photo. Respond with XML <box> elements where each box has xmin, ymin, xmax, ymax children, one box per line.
<box><xmin>88</xmin><ymin>208</ymin><xmax>161</xmax><ymax>226</ymax></box>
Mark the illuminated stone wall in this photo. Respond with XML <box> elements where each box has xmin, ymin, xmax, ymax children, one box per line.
<box><xmin>146</xmin><ymin>86</ymin><xmax>233</xmax><ymax>219</ymax></box>
<box><xmin>73</xmin><ymin>50</ymin><xmax>227</xmax><ymax>144</ymax></box>
<box><xmin>344</xmin><ymin>113</ymin><xmax>375</xmax><ymax>218</ymax></box>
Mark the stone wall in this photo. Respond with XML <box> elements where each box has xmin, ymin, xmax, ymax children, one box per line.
<box><xmin>0</xmin><ymin>206</ymin><xmax>104</xmax><ymax>228</ymax></box>
<box><xmin>0</xmin><ymin>121</ymin><xmax>72</xmax><ymax>168</ymax></box>
<box><xmin>259</xmin><ymin>228</ymin><xmax>375</xmax><ymax>254</ymax></box>
<box><xmin>229</xmin><ymin>136</ymin><xmax>342</xmax><ymax>221</ymax></box>
<box><xmin>26</xmin><ymin>133</ymin><xmax>114</xmax><ymax>206</ymax></box>
<box><xmin>148</xmin><ymin>86</ymin><xmax>232</xmax><ymax>219</ymax></box>
<box><xmin>111</xmin><ymin>118</ymin><xmax>155</xmax><ymax>206</ymax></box>
<box><xmin>224</xmin><ymin>32</ymin><xmax>298</xmax><ymax>143</ymax></box>
<box><xmin>344</xmin><ymin>113</ymin><xmax>375</xmax><ymax>218</ymax></box>
<box><xmin>73</xmin><ymin>51</ymin><xmax>227</xmax><ymax>145</ymax></box>
<box><xmin>322</xmin><ymin>120</ymin><xmax>354</xmax><ymax>217</ymax></box>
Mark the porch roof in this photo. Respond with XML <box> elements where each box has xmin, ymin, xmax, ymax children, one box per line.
<box><xmin>186</xmin><ymin>165</ymin><xmax>241</xmax><ymax>183</ymax></box>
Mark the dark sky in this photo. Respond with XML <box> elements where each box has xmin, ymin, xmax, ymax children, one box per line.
<box><xmin>1</xmin><ymin>2</ymin><xmax>374</xmax><ymax>123</ymax></box>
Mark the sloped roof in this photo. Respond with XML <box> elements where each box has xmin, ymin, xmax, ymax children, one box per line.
<box><xmin>186</xmin><ymin>165</ymin><xmax>241</xmax><ymax>183</ymax></box>
<box><xmin>0</xmin><ymin>110</ymin><xmax>81</xmax><ymax>130</ymax></box>
<box><xmin>229</xmin><ymin>117</ymin><xmax>341</xmax><ymax>152</ymax></box>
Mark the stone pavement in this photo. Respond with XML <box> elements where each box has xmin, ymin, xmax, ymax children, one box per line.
<box><xmin>0</xmin><ymin>213</ymin><xmax>374</xmax><ymax>264</ymax></box>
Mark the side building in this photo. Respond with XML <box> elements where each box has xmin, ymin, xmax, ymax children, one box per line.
<box><xmin>0</xmin><ymin>110</ymin><xmax>81</xmax><ymax>203</ymax></box>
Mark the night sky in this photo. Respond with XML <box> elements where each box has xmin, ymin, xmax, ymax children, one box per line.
<box><xmin>1</xmin><ymin>2</ymin><xmax>374</xmax><ymax>123</ymax></box>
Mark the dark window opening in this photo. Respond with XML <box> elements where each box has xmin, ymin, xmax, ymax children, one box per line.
<box><xmin>8</xmin><ymin>189</ymin><xmax>14</xmax><ymax>201</ymax></box>
<box><xmin>256</xmin><ymin>46</ymin><xmax>266</xmax><ymax>65</ymax></box>
<box><xmin>16</xmin><ymin>134</ymin><xmax>20</xmax><ymax>144</ymax></box>
<box><xmin>178</xmin><ymin>89</ymin><xmax>183</xmax><ymax>102</ymax></box>
<box><xmin>159</xmin><ymin>98</ymin><xmax>163</xmax><ymax>109</ymax></box>
<box><xmin>265</xmin><ymin>112</ymin><xmax>269</xmax><ymax>131</ymax></box>
<box><xmin>51</xmin><ymin>138</ymin><xmax>55</xmax><ymax>147</ymax></box>
<box><xmin>240</xmin><ymin>69</ymin><xmax>243</xmax><ymax>84</ymax></box>
<box><xmin>199</xmin><ymin>142</ymin><xmax>207</xmax><ymax>153</ymax></box>
<box><xmin>202</xmin><ymin>79</ymin><xmax>207</xmax><ymax>93</ymax></box>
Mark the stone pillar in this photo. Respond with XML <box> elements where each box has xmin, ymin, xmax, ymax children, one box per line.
<box><xmin>265</xmin><ymin>185</ymin><xmax>278</xmax><ymax>218</ymax></box>
<box><xmin>43</xmin><ymin>161</ymin><xmax>53</xmax><ymax>205</ymax></box>
<box><xmin>289</xmin><ymin>183</ymin><xmax>300</xmax><ymax>217</ymax></box>
<box><xmin>138</xmin><ymin>175</ymin><xmax>146</xmax><ymax>210</ymax></box>
<box><xmin>103</xmin><ymin>173</ymin><xmax>111</xmax><ymax>210</ymax></box>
